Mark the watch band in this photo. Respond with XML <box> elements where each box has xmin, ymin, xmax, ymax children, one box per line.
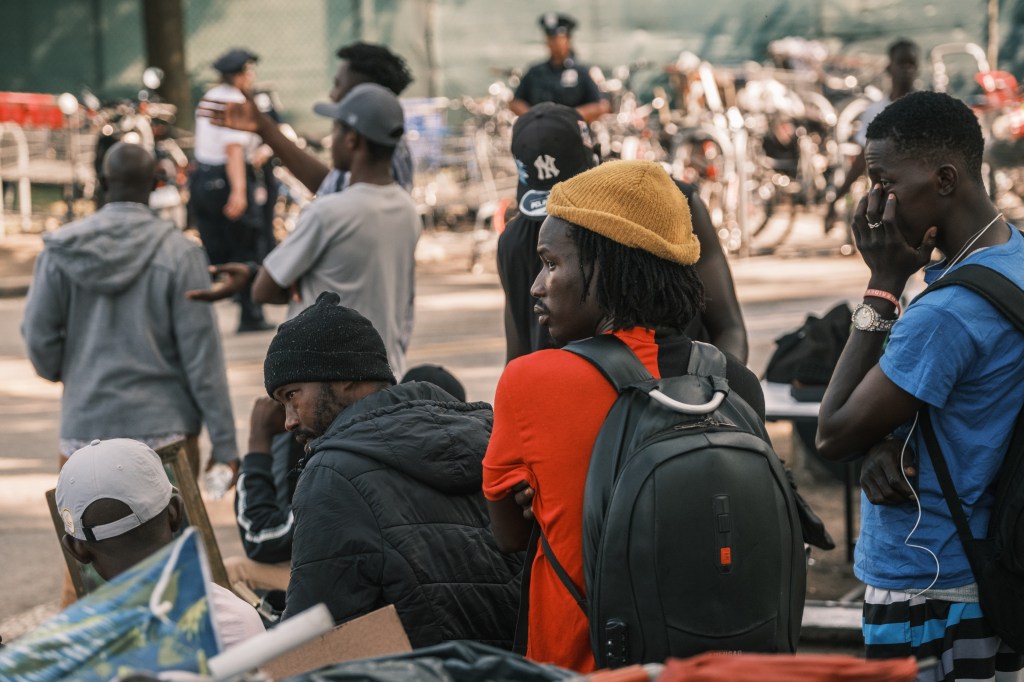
<box><xmin>864</xmin><ymin>288</ymin><xmax>901</xmax><ymax>316</ymax></box>
<box><xmin>852</xmin><ymin>302</ymin><xmax>897</xmax><ymax>332</ymax></box>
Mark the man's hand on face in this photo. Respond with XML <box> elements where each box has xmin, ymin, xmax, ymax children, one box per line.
<box><xmin>852</xmin><ymin>184</ymin><xmax>937</xmax><ymax>294</ymax></box>
<box><xmin>860</xmin><ymin>438</ymin><xmax>917</xmax><ymax>505</ymax></box>
<box><xmin>185</xmin><ymin>263</ymin><xmax>253</xmax><ymax>302</ymax></box>
<box><xmin>248</xmin><ymin>397</ymin><xmax>288</xmax><ymax>454</ymax></box>
<box><xmin>196</xmin><ymin>96</ymin><xmax>261</xmax><ymax>133</ymax></box>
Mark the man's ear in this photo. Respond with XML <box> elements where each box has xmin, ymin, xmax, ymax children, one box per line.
<box><xmin>936</xmin><ymin>164</ymin><xmax>958</xmax><ymax>196</ymax></box>
<box><xmin>62</xmin><ymin>534</ymin><xmax>94</xmax><ymax>565</ymax></box>
<box><xmin>331</xmin><ymin>380</ymin><xmax>366</xmax><ymax>407</ymax></box>
<box><xmin>167</xmin><ymin>495</ymin><xmax>184</xmax><ymax>534</ymax></box>
<box><xmin>350</xmin><ymin>131</ymin><xmax>367</xmax><ymax>153</ymax></box>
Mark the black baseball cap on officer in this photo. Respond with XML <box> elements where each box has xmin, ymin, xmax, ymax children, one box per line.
<box><xmin>313</xmin><ymin>83</ymin><xmax>405</xmax><ymax>147</ymax></box>
<box><xmin>264</xmin><ymin>292</ymin><xmax>395</xmax><ymax>397</ymax></box>
<box><xmin>539</xmin><ymin>12</ymin><xmax>576</xmax><ymax>36</ymax></box>
<box><xmin>512</xmin><ymin>102</ymin><xmax>597</xmax><ymax>218</ymax></box>
<box><xmin>213</xmin><ymin>48</ymin><xmax>258</xmax><ymax>75</ymax></box>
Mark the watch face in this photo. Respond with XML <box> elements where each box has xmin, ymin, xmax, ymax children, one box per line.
<box><xmin>853</xmin><ymin>305</ymin><xmax>875</xmax><ymax>328</ymax></box>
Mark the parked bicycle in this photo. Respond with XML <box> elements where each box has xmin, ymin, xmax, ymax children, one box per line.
<box><xmin>932</xmin><ymin>42</ymin><xmax>1024</xmax><ymax>224</ymax></box>
<box><xmin>590</xmin><ymin>60</ymin><xmax>668</xmax><ymax>164</ymax></box>
<box><xmin>664</xmin><ymin>45</ymin><xmax>846</xmax><ymax>255</ymax></box>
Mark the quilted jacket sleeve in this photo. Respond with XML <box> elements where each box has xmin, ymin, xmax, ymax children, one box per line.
<box><xmin>282</xmin><ymin>462</ymin><xmax>385</xmax><ymax>624</ymax></box>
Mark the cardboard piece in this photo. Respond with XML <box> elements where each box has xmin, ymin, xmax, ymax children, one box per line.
<box><xmin>260</xmin><ymin>604</ymin><xmax>412</xmax><ymax>679</ymax></box>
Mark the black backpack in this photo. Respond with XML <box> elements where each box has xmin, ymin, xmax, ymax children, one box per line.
<box><xmin>912</xmin><ymin>264</ymin><xmax>1024</xmax><ymax>652</ymax></box>
<box><xmin>523</xmin><ymin>334</ymin><xmax>806</xmax><ymax>667</ymax></box>
<box><xmin>764</xmin><ymin>302</ymin><xmax>852</xmax><ymax>390</ymax></box>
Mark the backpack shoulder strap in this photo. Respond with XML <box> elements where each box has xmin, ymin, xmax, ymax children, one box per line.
<box><xmin>539</xmin><ymin>528</ymin><xmax>588</xmax><ymax>613</ymax></box>
<box><xmin>513</xmin><ymin>519</ymin><xmax>592</xmax><ymax>652</ymax></box>
<box><xmin>563</xmin><ymin>334</ymin><xmax>653</xmax><ymax>392</ymax></box>
<box><xmin>920</xmin><ymin>409</ymin><xmax>984</xmax><ymax>576</ymax></box>
<box><xmin>911</xmin><ymin>264</ymin><xmax>1024</xmax><ymax>334</ymax></box>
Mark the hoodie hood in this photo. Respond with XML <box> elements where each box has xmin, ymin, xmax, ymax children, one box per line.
<box><xmin>42</xmin><ymin>203</ymin><xmax>175</xmax><ymax>295</ymax></box>
<box><xmin>309</xmin><ymin>382</ymin><xmax>493</xmax><ymax>495</ymax></box>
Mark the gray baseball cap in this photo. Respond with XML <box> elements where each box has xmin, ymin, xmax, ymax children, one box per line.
<box><xmin>56</xmin><ymin>439</ymin><xmax>173</xmax><ymax>542</ymax></box>
<box><xmin>313</xmin><ymin>82</ymin><xmax>405</xmax><ymax>147</ymax></box>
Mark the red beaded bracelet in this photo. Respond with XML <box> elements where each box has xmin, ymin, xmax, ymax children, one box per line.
<box><xmin>864</xmin><ymin>288</ymin><xmax>901</xmax><ymax>316</ymax></box>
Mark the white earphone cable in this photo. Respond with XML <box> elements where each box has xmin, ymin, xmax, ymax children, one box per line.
<box><xmin>937</xmin><ymin>212</ymin><xmax>1003</xmax><ymax>281</ymax></box>
<box><xmin>899</xmin><ymin>413</ymin><xmax>941</xmax><ymax>598</ymax></box>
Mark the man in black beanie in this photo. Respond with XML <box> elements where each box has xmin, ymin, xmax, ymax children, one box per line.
<box><xmin>263</xmin><ymin>292</ymin><xmax>521</xmax><ymax>648</ymax></box>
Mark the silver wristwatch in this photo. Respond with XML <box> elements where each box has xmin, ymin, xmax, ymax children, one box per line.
<box><xmin>852</xmin><ymin>303</ymin><xmax>897</xmax><ymax>332</ymax></box>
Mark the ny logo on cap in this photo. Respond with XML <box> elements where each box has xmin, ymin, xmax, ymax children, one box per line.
<box><xmin>534</xmin><ymin>155</ymin><xmax>559</xmax><ymax>181</ymax></box>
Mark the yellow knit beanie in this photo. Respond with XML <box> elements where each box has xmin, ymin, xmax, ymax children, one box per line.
<box><xmin>545</xmin><ymin>160</ymin><xmax>700</xmax><ymax>265</ymax></box>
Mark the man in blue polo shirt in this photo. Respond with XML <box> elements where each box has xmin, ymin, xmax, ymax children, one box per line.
<box><xmin>816</xmin><ymin>91</ymin><xmax>1024</xmax><ymax>679</ymax></box>
<box><xmin>509</xmin><ymin>13</ymin><xmax>609</xmax><ymax>123</ymax></box>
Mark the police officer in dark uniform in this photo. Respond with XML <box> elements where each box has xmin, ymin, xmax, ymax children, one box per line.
<box><xmin>510</xmin><ymin>13</ymin><xmax>609</xmax><ymax>123</ymax></box>
<box><xmin>190</xmin><ymin>48</ymin><xmax>272</xmax><ymax>332</ymax></box>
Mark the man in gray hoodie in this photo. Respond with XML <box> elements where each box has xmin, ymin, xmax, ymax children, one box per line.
<box><xmin>22</xmin><ymin>143</ymin><xmax>238</xmax><ymax>478</ymax></box>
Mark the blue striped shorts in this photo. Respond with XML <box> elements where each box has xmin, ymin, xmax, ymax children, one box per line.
<box><xmin>863</xmin><ymin>585</ymin><xmax>1024</xmax><ymax>682</ymax></box>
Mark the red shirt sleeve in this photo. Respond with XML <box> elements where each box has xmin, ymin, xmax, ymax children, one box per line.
<box><xmin>482</xmin><ymin>358</ymin><xmax>537</xmax><ymax>500</ymax></box>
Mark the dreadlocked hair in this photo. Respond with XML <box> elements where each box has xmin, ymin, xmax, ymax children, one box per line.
<box><xmin>568</xmin><ymin>224</ymin><xmax>705</xmax><ymax>333</ymax></box>
<box><xmin>336</xmin><ymin>42</ymin><xmax>413</xmax><ymax>95</ymax></box>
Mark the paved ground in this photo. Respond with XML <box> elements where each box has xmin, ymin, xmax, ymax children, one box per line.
<box><xmin>0</xmin><ymin>207</ymin><xmax>870</xmax><ymax>646</ymax></box>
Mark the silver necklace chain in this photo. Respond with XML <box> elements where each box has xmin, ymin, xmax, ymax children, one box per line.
<box><xmin>938</xmin><ymin>212</ymin><xmax>1003</xmax><ymax>280</ymax></box>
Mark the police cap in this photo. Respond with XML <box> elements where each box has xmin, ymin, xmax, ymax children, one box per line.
<box><xmin>213</xmin><ymin>48</ymin><xmax>258</xmax><ymax>75</ymax></box>
<box><xmin>538</xmin><ymin>12</ymin><xmax>576</xmax><ymax>37</ymax></box>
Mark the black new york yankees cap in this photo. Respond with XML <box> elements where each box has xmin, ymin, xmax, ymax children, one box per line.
<box><xmin>511</xmin><ymin>102</ymin><xmax>597</xmax><ymax>218</ymax></box>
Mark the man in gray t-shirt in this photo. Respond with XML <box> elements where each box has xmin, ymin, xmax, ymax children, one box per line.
<box><xmin>251</xmin><ymin>84</ymin><xmax>420</xmax><ymax>378</ymax></box>
<box><xmin>189</xmin><ymin>84</ymin><xmax>419</xmax><ymax>377</ymax></box>
<box><xmin>262</xmin><ymin>181</ymin><xmax>418</xmax><ymax>378</ymax></box>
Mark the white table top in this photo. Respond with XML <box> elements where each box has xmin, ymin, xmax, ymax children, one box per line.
<box><xmin>761</xmin><ymin>381</ymin><xmax>821</xmax><ymax>420</ymax></box>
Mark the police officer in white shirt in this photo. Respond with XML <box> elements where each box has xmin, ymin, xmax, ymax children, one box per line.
<box><xmin>190</xmin><ymin>48</ymin><xmax>272</xmax><ymax>333</ymax></box>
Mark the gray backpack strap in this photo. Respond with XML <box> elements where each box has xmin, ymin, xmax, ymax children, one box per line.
<box><xmin>687</xmin><ymin>340</ymin><xmax>731</xmax><ymax>395</ymax></box>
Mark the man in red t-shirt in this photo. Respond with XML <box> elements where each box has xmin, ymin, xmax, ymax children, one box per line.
<box><xmin>483</xmin><ymin>160</ymin><xmax>764</xmax><ymax>672</ymax></box>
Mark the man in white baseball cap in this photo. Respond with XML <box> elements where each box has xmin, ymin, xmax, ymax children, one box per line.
<box><xmin>56</xmin><ymin>439</ymin><xmax>265</xmax><ymax>649</ymax></box>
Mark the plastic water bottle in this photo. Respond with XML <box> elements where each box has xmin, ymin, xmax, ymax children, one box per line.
<box><xmin>205</xmin><ymin>463</ymin><xmax>234</xmax><ymax>500</ymax></box>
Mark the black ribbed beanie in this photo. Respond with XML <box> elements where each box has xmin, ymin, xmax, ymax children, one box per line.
<box><xmin>264</xmin><ymin>292</ymin><xmax>396</xmax><ymax>396</ymax></box>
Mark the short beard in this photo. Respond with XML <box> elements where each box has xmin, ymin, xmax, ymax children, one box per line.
<box><xmin>294</xmin><ymin>383</ymin><xmax>347</xmax><ymax>446</ymax></box>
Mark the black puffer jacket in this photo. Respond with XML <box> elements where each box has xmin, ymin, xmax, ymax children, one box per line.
<box><xmin>282</xmin><ymin>382</ymin><xmax>522</xmax><ymax>649</ymax></box>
